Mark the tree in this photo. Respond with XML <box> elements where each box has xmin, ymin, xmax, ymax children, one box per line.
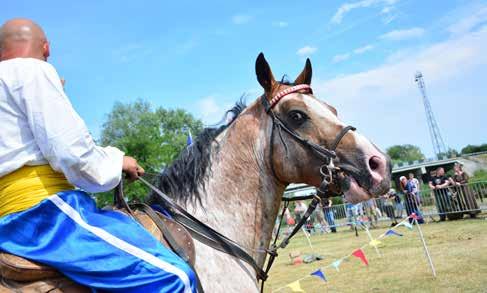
<box><xmin>461</xmin><ymin>144</ymin><xmax>487</xmax><ymax>154</ymax></box>
<box><xmin>386</xmin><ymin>144</ymin><xmax>425</xmax><ymax>164</ymax></box>
<box><xmin>97</xmin><ymin>99</ymin><xmax>203</xmax><ymax>206</ymax></box>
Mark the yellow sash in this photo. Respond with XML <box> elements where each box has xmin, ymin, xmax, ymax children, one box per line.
<box><xmin>0</xmin><ymin>165</ymin><xmax>74</xmax><ymax>217</ymax></box>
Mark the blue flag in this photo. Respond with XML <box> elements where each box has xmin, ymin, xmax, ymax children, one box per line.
<box><xmin>186</xmin><ymin>129</ymin><xmax>193</xmax><ymax>146</ymax></box>
<box><xmin>311</xmin><ymin>269</ymin><xmax>327</xmax><ymax>282</ymax></box>
<box><xmin>385</xmin><ymin>229</ymin><xmax>403</xmax><ymax>237</ymax></box>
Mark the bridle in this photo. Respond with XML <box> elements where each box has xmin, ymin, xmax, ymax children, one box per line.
<box><xmin>256</xmin><ymin>84</ymin><xmax>356</xmax><ymax>291</ymax></box>
<box><xmin>130</xmin><ymin>84</ymin><xmax>356</xmax><ymax>292</ymax></box>
<box><xmin>261</xmin><ymin>84</ymin><xmax>356</xmax><ymax>197</ymax></box>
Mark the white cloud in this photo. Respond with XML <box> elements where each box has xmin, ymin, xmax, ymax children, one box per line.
<box><xmin>331</xmin><ymin>0</ymin><xmax>399</xmax><ymax>24</ymax></box>
<box><xmin>315</xmin><ymin>26</ymin><xmax>487</xmax><ymax>155</ymax></box>
<box><xmin>332</xmin><ymin>53</ymin><xmax>351</xmax><ymax>63</ymax></box>
<box><xmin>447</xmin><ymin>6</ymin><xmax>487</xmax><ymax>36</ymax></box>
<box><xmin>379</xmin><ymin>27</ymin><xmax>425</xmax><ymax>41</ymax></box>
<box><xmin>232</xmin><ymin>14</ymin><xmax>253</xmax><ymax>25</ymax></box>
<box><xmin>272</xmin><ymin>21</ymin><xmax>288</xmax><ymax>28</ymax></box>
<box><xmin>354</xmin><ymin>44</ymin><xmax>374</xmax><ymax>54</ymax></box>
<box><xmin>297</xmin><ymin>46</ymin><xmax>318</xmax><ymax>56</ymax></box>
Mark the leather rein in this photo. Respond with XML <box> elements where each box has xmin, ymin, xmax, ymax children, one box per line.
<box><xmin>116</xmin><ymin>84</ymin><xmax>356</xmax><ymax>292</ymax></box>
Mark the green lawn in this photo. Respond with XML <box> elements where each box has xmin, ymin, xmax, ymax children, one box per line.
<box><xmin>265</xmin><ymin>217</ymin><xmax>487</xmax><ymax>292</ymax></box>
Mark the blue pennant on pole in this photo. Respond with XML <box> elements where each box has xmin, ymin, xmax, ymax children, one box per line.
<box><xmin>311</xmin><ymin>269</ymin><xmax>327</xmax><ymax>282</ymax></box>
<box><xmin>186</xmin><ymin>129</ymin><xmax>193</xmax><ymax>146</ymax></box>
<box><xmin>385</xmin><ymin>229</ymin><xmax>403</xmax><ymax>237</ymax></box>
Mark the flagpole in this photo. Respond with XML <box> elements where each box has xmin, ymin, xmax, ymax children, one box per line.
<box><xmin>414</xmin><ymin>217</ymin><xmax>437</xmax><ymax>277</ymax></box>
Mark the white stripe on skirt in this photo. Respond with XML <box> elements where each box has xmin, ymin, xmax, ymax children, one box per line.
<box><xmin>48</xmin><ymin>194</ymin><xmax>193</xmax><ymax>293</ymax></box>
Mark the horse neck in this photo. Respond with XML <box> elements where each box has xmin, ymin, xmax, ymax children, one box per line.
<box><xmin>186</xmin><ymin>104</ymin><xmax>286</xmax><ymax>266</ymax></box>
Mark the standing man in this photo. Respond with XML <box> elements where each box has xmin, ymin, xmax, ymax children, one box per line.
<box><xmin>322</xmin><ymin>198</ymin><xmax>337</xmax><ymax>233</ymax></box>
<box><xmin>428</xmin><ymin>167</ymin><xmax>451</xmax><ymax>221</ymax></box>
<box><xmin>400</xmin><ymin>176</ymin><xmax>424</xmax><ymax>224</ymax></box>
<box><xmin>0</xmin><ymin>18</ymin><xmax>196</xmax><ymax>292</ymax></box>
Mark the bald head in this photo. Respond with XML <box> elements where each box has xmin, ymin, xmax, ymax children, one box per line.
<box><xmin>0</xmin><ymin>18</ymin><xmax>50</xmax><ymax>61</ymax></box>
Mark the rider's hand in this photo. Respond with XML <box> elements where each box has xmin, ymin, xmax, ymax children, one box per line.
<box><xmin>122</xmin><ymin>156</ymin><xmax>145</xmax><ymax>181</ymax></box>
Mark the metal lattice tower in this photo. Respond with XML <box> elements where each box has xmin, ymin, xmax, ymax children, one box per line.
<box><xmin>414</xmin><ymin>71</ymin><xmax>447</xmax><ymax>158</ymax></box>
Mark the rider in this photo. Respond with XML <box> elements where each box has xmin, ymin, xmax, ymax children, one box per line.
<box><xmin>0</xmin><ymin>18</ymin><xmax>195</xmax><ymax>292</ymax></box>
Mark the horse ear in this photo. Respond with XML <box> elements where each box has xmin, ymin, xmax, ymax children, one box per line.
<box><xmin>255</xmin><ymin>53</ymin><xmax>276</xmax><ymax>93</ymax></box>
<box><xmin>294</xmin><ymin>58</ymin><xmax>312</xmax><ymax>85</ymax></box>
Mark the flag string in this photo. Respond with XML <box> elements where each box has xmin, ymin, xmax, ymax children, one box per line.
<box><xmin>271</xmin><ymin>216</ymin><xmax>415</xmax><ymax>292</ymax></box>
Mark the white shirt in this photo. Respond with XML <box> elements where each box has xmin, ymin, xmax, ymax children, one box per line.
<box><xmin>0</xmin><ymin>58</ymin><xmax>124</xmax><ymax>192</ymax></box>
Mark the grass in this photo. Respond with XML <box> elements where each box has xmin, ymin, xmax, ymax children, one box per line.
<box><xmin>265</xmin><ymin>216</ymin><xmax>487</xmax><ymax>292</ymax></box>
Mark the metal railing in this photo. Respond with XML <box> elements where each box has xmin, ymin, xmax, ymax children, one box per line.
<box><xmin>288</xmin><ymin>181</ymin><xmax>487</xmax><ymax>232</ymax></box>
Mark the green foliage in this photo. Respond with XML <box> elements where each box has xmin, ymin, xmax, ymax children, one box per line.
<box><xmin>438</xmin><ymin>148</ymin><xmax>459</xmax><ymax>158</ymax></box>
<box><xmin>386</xmin><ymin>144</ymin><xmax>425</xmax><ymax>164</ymax></box>
<box><xmin>471</xmin><ymin>169</ymin><xmax>487</xmax><ymax>182</ymax></box>
<box><xmin>461</xmin><ymin>143</ymin><xmax>487</xmax><ymax>154</ymax></box>
<box><xmin>96</xmin><ymin>99</ymin><xmax>203</xmax><ymax>206</ymax></box>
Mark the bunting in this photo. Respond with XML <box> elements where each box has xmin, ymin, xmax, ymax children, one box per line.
<box><xmin>273</xmin><ymin>215</ymin><xmax>435</xmax><ymax>292</ymax></box>
<box><xmin>399</xmin><ymin>221</ymin><xmax>413</xmax><ymax>230</ymax></box>
<box><xmin>352</xmin><ymin>248</ymin><xmax>369</xmax><ymax>266</ymax></box>
<box><xmin>385</xmin><ymin>229</ymin><xmax>403</xmax><ymax>237</ymax></box>
<box><xmin>369</xmin><ymin>239</ymin><xmax>382</xmax><ymax>247</ymax></box>
<box><xmin>311</xmin><ymin>269</ymin><xmax>327</xmax><ymax>282</ymax></box>
<box><xmin>331</xmin><ymin>259</ymin><xmax>342</xmax><ymax>272</ymax></box>
<box><xmin>287</xmin><ymin>280</ymin><xmax>304</xmax><ymax>292</ymax></box>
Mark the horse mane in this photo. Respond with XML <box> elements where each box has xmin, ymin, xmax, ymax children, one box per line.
<box><xmin>148</xmin><ymin>99</ymin><xmax>247</xmax><ymax>206</ymax></box>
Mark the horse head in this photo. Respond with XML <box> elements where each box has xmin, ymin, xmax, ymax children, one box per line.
<box><xmin>255</xmin><ymin>53</ymin><xmax>391</xmax><ymax>203</ymax></box>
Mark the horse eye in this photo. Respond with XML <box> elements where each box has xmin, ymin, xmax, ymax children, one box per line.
<box><xmin>288</xmin><ymin>110</ymin><xmax>308</xmax><ymax>123</ymax></box>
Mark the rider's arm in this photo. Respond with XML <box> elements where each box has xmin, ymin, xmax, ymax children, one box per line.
<box><xmin>15</xmin><ymin>61</ymin><xmax>124</xmax><ymax>192</ymax></box>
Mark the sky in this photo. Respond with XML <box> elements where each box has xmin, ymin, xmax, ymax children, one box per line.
<box><xmin>2</xmin><ymin>0</ymin><xmax>487</xmax><ymax>158</ymax></box>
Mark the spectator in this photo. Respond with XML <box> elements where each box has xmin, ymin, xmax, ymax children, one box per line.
<box><xmin>408</xmin><ymin>173</ymin><xmax>421</xmax><ymax>206</ymax></box>
<box><xmin>401</xmin><ymin>176</ymin><xmax>424</xmax><ymax>224</ymax></box>
<box><xmin>382</xmin><ymin>189</ymin><xmax>398</xmax><ymax>227</ymax></box>
<box><xmin>314</xmin><ymin>202</ymin><xmax>329</xmax><ymax>233</ymax></box>
<box><xmin>392</xmin><ymin>187</ymin><xmax>404</xmax><ymax>218</ymax></box>
<box><xmin>364</xmin><ymin>199</ymin><xmax>379</xmax><ymax>228</ymax></box>
<box><xmin>294</xmin><ymin>200</ymin><xmax>308</xmax><ymax>223</ymax></box>
<box><xmin>322</xmin><ymin>198</ymin><xmax>337</xmax><ymax>233</ymax></box>
<box><xmin>452</xmin><ymin>163</ymin><xmax>480</xmax><ymax>218</ymax></box>
<box><xmin>428</xmin><ymin>167</ymin><xmax>451</xmax><ymax>221</ymax></box>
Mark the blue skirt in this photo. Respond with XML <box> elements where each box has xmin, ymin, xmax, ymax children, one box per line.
<box><xmin>0</xmin><ymin>190</ymin><xmax>196</xmax><ymax>293</ymax></box>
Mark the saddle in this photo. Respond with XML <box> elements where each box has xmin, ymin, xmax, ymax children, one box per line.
<box><xmin>0</xmin><ymin>208</ymin><xmax>195</xmax><ymax>292</ymax></box>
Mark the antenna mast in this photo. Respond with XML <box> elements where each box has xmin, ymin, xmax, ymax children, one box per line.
<box><xmin>414</xmin><ymin>71</ymin><xmax>447</xmax><ymax>158</ymax></box>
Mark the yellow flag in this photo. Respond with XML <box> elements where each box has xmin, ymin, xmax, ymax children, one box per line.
<box><xmin>287</xmin><ymin>280</ymin><xmax>305</xmax><ymax>292</ymax></box>
<box><xmin>369</xmin><ymin>239</ymin><xmax>382</xmax><ymax>247</ymax></box>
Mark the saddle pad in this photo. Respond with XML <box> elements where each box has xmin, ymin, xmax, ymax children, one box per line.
<box><xmin>0</xmin><ymin>253</ymin><xmax>60</xmax><ymax>281</ymax></box>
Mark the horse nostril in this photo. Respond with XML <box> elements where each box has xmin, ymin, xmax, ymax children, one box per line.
<box><xmin>368</xmin><ymin>156</ymin><xmax>381</xmax><ymax>171</ymax></box>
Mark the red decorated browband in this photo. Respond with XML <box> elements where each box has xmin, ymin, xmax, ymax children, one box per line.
<box><xmin>269</xmin><ymin>84</ymin><xmax>313</xmax><ymax>109</ymax></box>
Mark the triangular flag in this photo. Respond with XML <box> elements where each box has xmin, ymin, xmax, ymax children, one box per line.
<box><xmin>399</xmin><ymin>221</ymin><xmax>413</xmax><ymax>230</ymax></box>
<box><xmin>369</xmin><ymin>239</ymin><xmax>382</xmax><ymax>247</ymax></box>
<box><xmin>186</xmin><ymin>129</ymin><xmax>193</xmax><ymax>146</ymax></box>
<box><xmin>352</xmin><ymin>248</ymin><xmax>369</xmax><ymax>266</ymax></box>
<box><xmin>331</xmin><ymin>259</ymin><xmax>342</xmax><ymax>272</ymax></box>
<box><xmin>311</xmin><ymin>269</ymin><xmax>327</xmax><ymax>282</ymax></box>
<box><xmin>287</xmin><ymin>280</ymin><xmax>304</xmax><ymax>292</ymax></box>
<box><xmin>385</xmin><ymin>229</ymin><xmax>403</xmax><ymax>237</ymax></box>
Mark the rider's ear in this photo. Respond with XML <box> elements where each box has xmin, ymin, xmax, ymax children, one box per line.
<box><xmin>255</xmin><ymin>53</ymin><xmax>276</xmax><ymax>94</ymax></box>
<box><xmin>294</xmin><ymin>58</ymin><xmax>312</xmax><ymax>85</ymax></box>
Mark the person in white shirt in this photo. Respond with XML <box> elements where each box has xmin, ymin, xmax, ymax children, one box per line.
<box><xmin>0</xmin><ymin>18</ymin><xmax>196</xmax><ymax>292</ymax></box>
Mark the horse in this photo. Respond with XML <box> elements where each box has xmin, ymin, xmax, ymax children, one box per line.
<box><xmin>0</xmin><ymin>53</ymin><xmax>391</xmax><ymax>292</ymax></box>
<box><xmin>147</xmin><ymin>53</ymin><xmax>391</xmax><ymax>292</ymax></box>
